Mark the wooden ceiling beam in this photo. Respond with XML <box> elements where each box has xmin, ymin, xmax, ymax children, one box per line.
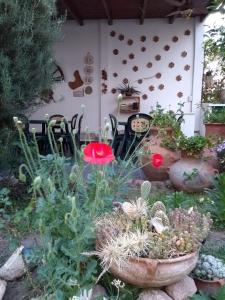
<box><xmin>140</xmin><ymin>0</ymin><xmax>149</xmax><ymax>25</ymax></box>
<box><xmin>164</xmin><ymin>0</ymin><xmax>186</xmax><ymax>7</ymax></box>
<box><xmin>101</xmin><ymin>0</ymin><xmax>113</xmax><ymax>25</ymax></box>
<box><xmin>62</xmin><ymin>0</ymin><xmax>84</xmax><ymax>26</ymax></box>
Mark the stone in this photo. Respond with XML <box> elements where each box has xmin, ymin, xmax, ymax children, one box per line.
<box><xmin>138</xmin><ymin>289</ymin><xmax>172</xmax><ymax>300</ymax></box>
<box><xmin>0</xmin><ymin>279</ymin><xmax>7</xmax><ymax>300</ymax></box>
<box><xmin>0</xmin><ymin>246</ymin><xmax>26</xmax><ymax>281</ymax></box>
<box><xmin>91</xmin><ymin>284</ymin><xmax>108</xmax><ymax>299</ymax></box>
<box><xmin>165</xmin><ymin>276</ymin><xmax>197</xmax><ymax>300</ymax></box>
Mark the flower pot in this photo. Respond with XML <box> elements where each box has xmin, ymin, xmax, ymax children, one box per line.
<box><xmin>140</xmin><ymin>127</ymin><xmax>180</xmax><ymax>181</ymax></box>
<box><xmin>205</xmin><ymin>123</ymin><xmax>225</xmax><ymax>138</ymax></box>
<box><xmin>194</xmin><ymin>277</ymin><xmax>225</xmax><ymax>296</ymax></box>
<box><xmin>202</xmin><ymin>147</ymin><xmax>218</xmax><ymax>169</ymax></box>
<box><xmin>169</xmin><ymin>153</ymin><xmax>217</xmax><ymax>193</ymax></box>
<box><xmin>108</xmin><ymin>253</ymin><xmax>198</xmax><ymax>288</ymax></box>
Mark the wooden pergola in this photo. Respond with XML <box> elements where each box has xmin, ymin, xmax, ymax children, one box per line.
<box><xmin>57</xmin><ymin>0</ymin><xmax>211</xmax><ymax>26</ymax></box>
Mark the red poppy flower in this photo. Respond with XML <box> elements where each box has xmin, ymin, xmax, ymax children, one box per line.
<box><xmin>151</xmin><ymin>153</ymin><xmax>164</xmax><ymax>168</ymax></box>
<box><xmin>83</xmin><ymin>142</ymin><xmax>115</xmax><ymax>165</ymax></box>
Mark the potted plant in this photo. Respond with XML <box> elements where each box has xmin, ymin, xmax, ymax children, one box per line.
<box><xmin>193</xmin><ymin>254</ymin><xmax>225</xmax><ymax>295</ymax></box>
<box><xmin>117</xmin><ymin>82</ymin><xmax>141</xmax><ymax>97</ymax></box>
<box><xmin>204</xmin><ymin>108</ymin><xmax>225</xmax><ymax>138</ymax></box>
<box><xmin>140</xmin><ymin>103</ymin><xmax>183</xmax><ymax>181</ymax></box>
<box><xmin>169</xmin><ymin>135</ymin><xmax>217</xmax><ymax>193</ymax></box>
<box><xmin>89</xmin><ymin>181</ymin><xmax>212</xmax><ymax>288</ymax></box>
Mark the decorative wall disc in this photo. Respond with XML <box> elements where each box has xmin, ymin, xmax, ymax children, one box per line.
<box><xmin>142</xmin><ymin>94</ymin><xmax>148</xmax><ymax>100</ymax></box>
<box><xmin>118</xmin><ymin>34</ymin><xmax>124</xmax><ymax>41</ymax></box>
<box><xmin>110</xmin><ymin>31</ymin><xmax>116</xmax><ymax>37</ymax></box>
<box><xmin>113</xmin><ymin>49</ymin><xmax>119</xmax><ymax>55</ymax></box>
<box><xmin>85</xmin><ymin>86</ymin><xmax>93</xmax><ymax>95</ymax></box>
<box><xmin>122</xmin><ymin>59</ymin><xmax>127</xmax><ymax>64</ymax></box>
<box><xmin>113</xmin><ymin>72</ymin><xmax>118</xmax><ymax>77</ymax></box>
<box><xmin>181</xmin><ymin>51</ymin><xmax>187</xmax><ymax>57</ymax></box>
<box><xmin>149</xmin><ymin>85</ymin><xmax>155</xmax><ymax>91</ymax></box>
<box><xmin>123</xmin><ymin>78</ymin><xmax>129</xmax><ymax>84</ymax></box>
<box><xmin>127</xmin><ymin>39</ymin><xmax>133</xmax><ymax>45</ymax></box>
<box><xmin>140</xmin><ymin>36</ymin><xmax>146</xmax><ymax>42</ymax></box>
<box><xmin>147</xmin><ymin>62</ymin><xmax>153</xmax><ymax>68</ymax></box>
<box><xmin>172</xmin><ymin>36</ymin><xmax>179</xmax><ymax>42</ymax></box>
<box><xmin>184</xmin><ymin>64</ymin><xmax>190</xmax><ymax>71</ymax></box>
<box><xmin>176</xmin><ymin>75</ymin><xmax>182</xmax><ymax>81</ymax></box>
<box><xmin>84</xmin><ymin>52</ymin><xmax>94</xmax><ymax>65</ymax></box>
<box><xmin>84</xmin><ymin>65</ymin><xmax>93</xmax><ymax>74</ymax></box>
<box><xmin>164</xmin><ymin>45</ymin><xmax>170</xmax><ymax>51</ymax></box>
<box><xmin>184</xmin><ymin>29</ymin><xmax>191</xmax><ymax>35</ymax></box>
<box><xmin>138</xmin><ymin>79</ymin><xmax>143</xmax><ymax>84</ymax></box>
<box><xmin>177</xmin><ymin>92</ymin><xmax>183</xmax><ymax>98</ymax></box>
<box><xmin>169</xmin><ymin>62</ymin><xmax>175</xmax><ymax>68</ymax></box>
<box><xmin>111</xmin><ymin>88</ymin><xmax>117</xmax><ymax>94</ymax></box>
<box><xmin>83</xmin><ymin>76</ymin><xmax>93</xmax><ymax>84</ymax></box>
<box><xmin>153</xmin><ymin>36</ymin><xmax>159</xmax><ymax>42</ymax></box>
<box><xmin>155</xmin><ymin>72</ymin><xmax>162</xmax><ymax>79</ymax></box>
<box><xmin>133</xmin><ymin>66</ymin><xmax>138</xmax><ymax>72</ymax></box>
<box><xmin>141</xmin><ymin>47</ymin><xmax>146</xmax><ymax>52</ymax></box>
<box><xmin>158</xmin><ymin>84</ymin><xmax>165</xmax><ymax>90</ymax></box>
<box><xmin>155</xmin><ymin>55</ymin><xmax>161</xmax><ymax>61</ymax></box>
<box><xmin>129</xmin><ymin>53</ymin><xmax>135</xmax><ymax>59</ymax></box>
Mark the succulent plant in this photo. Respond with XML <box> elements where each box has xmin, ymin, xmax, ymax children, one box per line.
<box><xmin>141</xmin><ymin>181</ymin><xmax>151</xmax><ymax>200</ymax></box>
<box><xmin>150</xmin><ymin>201</ymin><xmax>166</xmax><ymax>217</ymax></box>
<box><xmin>193</xmin><ymin>254</ymin><xmax>225</xmax><ymax>280</ymax></box>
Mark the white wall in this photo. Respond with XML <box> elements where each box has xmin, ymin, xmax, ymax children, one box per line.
<box><xmin>31</xmin><ymin>18</ymin><xmax>204</xmax><ymax>135</ymax></box>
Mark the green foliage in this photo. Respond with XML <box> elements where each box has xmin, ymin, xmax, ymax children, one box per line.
<box><xmin>117</xmin><ymin>81</ymin><xmax>141</xmax><ymax>95</ymax></box>
<box><xmin>176</xmin><ymin>135</ymin><xmax>210</xmax><ymax>156</ymax></box>
<box><xmin>0</xmin><ymin>0</ymin><xmax>62</xmax><ymax>124</ymax></box>
<box><xmin>204</xmin><ymin>108</ymin><xmax>225</xmax><ymax>124</ymax></box>
<box><xmin>191</xmin><ymin>286</ymin><xmax>225</xmax><ymax>300</ymax></box>
<box><xmin>0</xmin><ymin>0</ymin><xmax>62</xmax><ymax>170</ymax></box>
<box><xmin>201</xmin><ymin>244</ymin><xmax>225</xmax><ymax>263</ymax></box>
<box><xmin>149</xmin><ymin>102</ymin><xmax>184</xmax><ymax>132</ymax></box>
<box><xmin>14</xmin><ymin>120</ymin><xmax>140</xmax><ymax>298</ymax></box>
<box><xmin>205</xmin><ymin>173</ymin><xmax>225</xmax><ymax>228</ymax></box>
<box><xmin>0</xmin><ymin>187</ymin><xmax>11</xmax><ymax>228</ymax></box>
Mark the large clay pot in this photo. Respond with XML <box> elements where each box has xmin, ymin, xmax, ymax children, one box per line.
<box><xmin>169</xmin><ymin>153</ymin><xmax>217</xmax><ymax>193</ymax></box>
<box><xmin>194</xmin><ymin>277</ymin><xmax>225</xmax><ymax>296</ymax></box>
<box><xmin>140</xmin><ymin>127</ymin><xmax>180</xmax><ymax>181</ymax></box>
<box><xmin>202</xmin><ymin>147</ymin><xmax>218</xmax><ymax>169</ymax></box>
<box><xmin>108</xmin><ymin>253</ymin><xmax>198</xmax><ymax>288</ymax></box>
<box><xmin>205</xmin><ymin>123</ymin><xmax>225</xmax><ymax>138</ymax></box>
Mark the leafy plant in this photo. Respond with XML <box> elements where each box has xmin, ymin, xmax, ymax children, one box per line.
<box><xmin>14</xmin><ymin>117</ymin><xmax>146</xmax><ymax>299</ymax></box>
<box><xmin>176</xmin><ymin>135</ymin><xmax>210</xmax><ymax>156</ymax></box>
<box><xmin>205</xmin><ymin>173</ymin><xmax>225</xmax><ymax>228</ymax></box>
<box><xmin>191</xmin><ymin>286</ymin><xmax>225</xmax><ymax>300</ymax></box>
<box><xmin>117</xmin><ymin>82</ymin><xmax>140</xmax><ymax>95</ymax></box>
<box><xmin>193</xmin><ymin>254</ymin><xmax>225</xmax><ymax>280</ymax></box>
<box><xmin>204</xmin><ymin>108</ymin><xmax>225</xmax><ymax>124</ymax></box>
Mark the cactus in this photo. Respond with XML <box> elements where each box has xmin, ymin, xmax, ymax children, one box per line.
<box><xmin>150</xmin><ymin>201</ymin><xmax>166</xmax><ymax>217</ymax></box>
<box><xmin>193</xmin><ymin>254</ymin><xmax>225</xmax><ymax>280</ymax></box>
<box><xmin>154</xmin><ymin>210</ymin><xmax>170</xmax><ymax>227</ymax></box>
<box><xmin>141</xmin><ymin>181</ymin><xmax>152</xmax><ymax>200</ymax></box>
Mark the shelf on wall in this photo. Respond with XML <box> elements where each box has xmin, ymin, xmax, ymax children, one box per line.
<box><xmin>119</xmin><ymin>96</ymin><xmax>140</xmax><ymax>114</ymax></box>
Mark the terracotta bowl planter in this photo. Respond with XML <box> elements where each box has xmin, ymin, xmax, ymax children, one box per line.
<box><xmin>140</xmin><ymin>127</ymin><xmax>180</xmax><ymax>181</ymax></box>
<box><xmin>205</xmin><ymin>123</ymin><xmax>225</xmax><ymax>138</ymax></box>
<box><xmin>108</xmin><ymin>253</ymin><xmax>198</xmax><ymax>288</ymax></box>
<box><xmin>169</xmin><ymin>152</ymin><xmax>217</xmax><ymax>193</ymax></box>
<box><xmin>194</xmin><ymin>277</ymin><xmax>225</xmax><ymax>295</ymax></box>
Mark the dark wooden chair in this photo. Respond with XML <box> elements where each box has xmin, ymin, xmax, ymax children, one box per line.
<box><xmin>109</xmin><ymin>114</ymin><xmax>124</xmax><ymax>157</ymax></box>
<box><xmin>118</xmin><ymin>113</ymin><xmax>152</xmax><ymax>159</ymax></box>
<box><xmin>70</xmin><ymin>114</ymin><xmax>83</xmax><ymax>150</ymax></box>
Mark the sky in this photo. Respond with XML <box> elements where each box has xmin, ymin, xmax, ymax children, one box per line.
<box><xmin>204</xmin><ymin>11</ymin><xmax>225</xmax><ymax>30</ymax></box>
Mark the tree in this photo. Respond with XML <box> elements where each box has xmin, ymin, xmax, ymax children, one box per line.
<box><xmin>0</xmin><ymin>0</ymin><xmax>62</xmax><ymax>170</ymax></box>
<box><xmin>0</xmin><ymin>0</ymin><xmax>62</xmax><ymax>128</ymax></box>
